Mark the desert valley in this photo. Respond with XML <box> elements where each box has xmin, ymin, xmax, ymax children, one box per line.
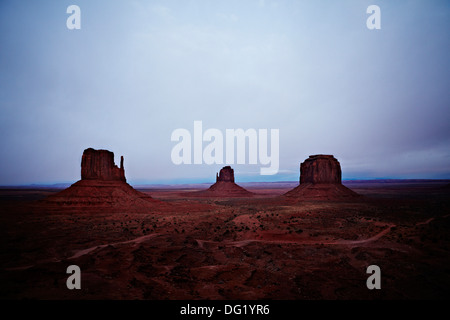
<box><xmin>1</xmin><ymin>149</ymin><xmax>449</xmax><ymax>300</ymax></box>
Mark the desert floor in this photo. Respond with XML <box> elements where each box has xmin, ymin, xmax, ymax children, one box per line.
<box><xmin>1</xmin><ymin>181</ymin><xmax>449</xmax><ymax>299</ymax></box>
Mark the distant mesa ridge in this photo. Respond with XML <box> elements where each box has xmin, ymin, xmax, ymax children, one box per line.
<box><xmin>44</xmin><ymin>148</ymin><xmax>157</xmax><ymax>208</ymax></box>
<box><xmin>285</xmin><ymin>154</ymin><xmax>360</xmax><ymax>200</ymax></box>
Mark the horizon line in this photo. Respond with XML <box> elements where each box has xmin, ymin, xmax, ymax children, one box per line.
<box><xmin>1</xmin><ymin>178</ymin><xmax>450</xmax><ymax>188</ymax></box>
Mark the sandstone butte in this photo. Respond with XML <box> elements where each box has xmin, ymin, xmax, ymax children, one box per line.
<box><xmin>191</xmin><ymin>166</ymin><xmax>254</xmax><ymax>198</ymax></box>
<box><xmin>45</xmin><ymin>148</ymin><xmax>157</xmax><ymax>208</ymax></box>
<box><xmin>285</xmin><ymin>155</ymin><xmax>360</xmax><ymax>200</ymax></box>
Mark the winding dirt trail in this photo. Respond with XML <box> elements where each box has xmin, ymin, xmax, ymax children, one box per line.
<box><xmin>196</xmin><ymin>214</ymin><xmax>450</xmax><ymax>248</ymax></box>
<box><xmin>196</xmin><ymin>224</ymin><xmax>396</xmax><ymax>248</ymax></box>
<box><xmin>416</xmin><ymin>214</ymin><xmax>450</xmax><ymax>226</ymax></box>
<box><xmin>4</xmin><ymin>233</ymin><xmax>162</xmax><ymax>271</ymax></box>
<box><xmin>68</xmin><ymin>233</ymin><xmax>162</xmax><ymax>259</ymax></box>
<box><xmin>5</xmin><ymin>214</ymin><xmax>449</xmax><ymax>271</ymax></box>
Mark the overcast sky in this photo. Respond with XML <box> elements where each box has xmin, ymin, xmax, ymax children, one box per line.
<box><xmin>1</xmin><ymin>0</ymin><xmax>449</xmax><ymax>185</ymax></box>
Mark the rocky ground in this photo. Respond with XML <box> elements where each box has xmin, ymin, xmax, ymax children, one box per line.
<box><xmin>0</xmin><ymin>181</ymin><xmax>449</xmax><ymax>299</ymax></box>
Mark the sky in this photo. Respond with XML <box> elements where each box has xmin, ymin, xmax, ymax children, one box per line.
<box><xmin>0</xmin><ymin>0</ymin><xmax>449</xmax><ymax>185</ymax></box>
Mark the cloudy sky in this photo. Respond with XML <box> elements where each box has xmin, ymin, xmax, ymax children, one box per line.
<box><xmin>0</xmin><ymin>0</ymin><xmax>449</xmax><ymax>185</ymax></box>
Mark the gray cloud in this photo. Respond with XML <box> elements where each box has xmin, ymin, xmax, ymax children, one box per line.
<box><xmin>0</xmin><ymin>0</ymin><xmax>449</xmax><ymax>185</ymax></box>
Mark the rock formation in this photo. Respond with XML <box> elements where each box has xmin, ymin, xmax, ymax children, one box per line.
<box><xmin>81</xmin><ymin>148</ymin><xmax>125</xmax><ymax>182</ymax></box>
<box><xmin>285</xmin><ymin>155</ymin><xmax>359</xmax><ymax>200</ymax></box>
<box><xmin>300</xmin><ymin>155</ymin><xmax>341</xmax><ymax>184</ymax></box>
<box><xmin>45</xmin><ymin>148</ymin><xmax>158</xmax><ymax>209</ymax></box>
<box><xmin>216</xmin><ymin>166</ymin><xmax>235</xmax><ymax>183</ymax></box>
<box><xmin>188</xmin><ymin>166</ymin><xmax>253</xmax><ymax>197</ymax></box>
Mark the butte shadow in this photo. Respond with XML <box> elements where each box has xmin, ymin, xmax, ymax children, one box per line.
<box><xmin>43</xmin><ymin>148</ymin><xmax>162</xmax><ymax>211</ymax></box>
<box><xmin>284</xmin><ymin>155</ymin><xmax>361</xmax><ymax>201</ymax></box>
<box><xmin>183</xmin><ymin>166</ymin><xmax>255</xmax><ymax>198</ymax></box>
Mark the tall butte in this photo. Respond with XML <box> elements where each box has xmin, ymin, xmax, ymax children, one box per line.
<box><xmin>81</xmin><ymin>148</ymin><xmax>126</xmax><ymax>182</ymax></box>
<box><xmin>190</xmin><ymin>166</ymin><xmax>253</xmax><ymax>197</ymax></box>
<box><xmin>45</xmin><ymin>148</ymin><xmax>157</xmax><ymax>209</ymax></box>
<box><xmin>285</xmin><ymin>155</ymin><xmax>359</xmax><ymax>200</ymax></box>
